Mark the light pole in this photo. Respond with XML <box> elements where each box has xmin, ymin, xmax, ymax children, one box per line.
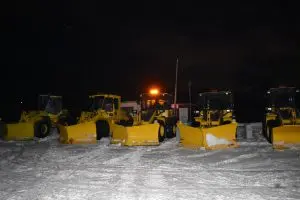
<box><xmin>188</xmin><ymin>80</ymin><xmax>192</xmax><ymax>122</ymax></box>
<box><xmin>174</xmin><ymin>57</ymin><xmax>179</xmax><ymax>115</ymax></box>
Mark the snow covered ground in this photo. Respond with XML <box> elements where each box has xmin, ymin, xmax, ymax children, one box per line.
<box><xmin>0</xmin><ymin>128</ymin><xmax>300</xmax><ymax>200</ymax></box>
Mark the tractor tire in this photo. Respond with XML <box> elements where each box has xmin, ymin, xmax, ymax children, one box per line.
<box><xmin>158</xmin><ymin>122</ymin><xmax>165</xmax><ymax>143</ymax></box>
<box><xmin>172</xmin><ymin>124</ymin><xmax>177</xmax><ymax>137</ymax></box>
<box><xmin>126</xmin><ymin>115</ymin><xmax>134</xmax><ymax>126</ymax></box>
<box><xmin>57</xmin><ymin>114</ymin><xmax>77</xmax><ymax>126</ymax></box>
<box><xmin>266</xmin><ymin>125</ymin><xmax>273</xmax><ymax>144</ymax></box>
<box><xmin>0</xmin><ymin>121</ymin><xmax>7</xmax><ymax>139</ymax></box>
<box><xmin>262</xmin><ymin>116</ymin><xmax>267</xmax><ymax>138</ymax></box>
<box><xmin>165</xmin><ymin>124</ymin><xmax>174</xmax><ymax>138</ymax></box>
<box><xmin>34</xmin><ymin>119</ymin><xmax>51</xmax><ymax>138</ymax></box>
<box><xmin>266</xmin><ymin>120</ymin><xmax>280</xmax><ymax>144</ymax></box>
<box><xmin>119</xmin><ymin>115</ymin><xmax>134</xmax><ymax>127</ymax></box>
<box><xmin>96</xmin><ymin>120</ymin><xmax>110</xmax><ymax>140</ymax></box>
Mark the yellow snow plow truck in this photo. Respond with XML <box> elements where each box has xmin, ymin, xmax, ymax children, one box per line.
<box><xmin>0</xmin><ymin>95</ymin><xmax>67</xmax><ymax>141</ymax></box>
<box><xmin>58</xmin><ymin>94</ymin><xmax>133</xmax><ymax>144</ymax></box>
<box><xmin>177</xmin><ymin>90</ymin><xmax>238</xmax><ymax>150</ymax></box>
<box><xmin>263</xmin><ymin>86</ymin><xmax>300</xmax><ymax>149</ymax></box>
<box><xmin>111</xmin><ymin>88</ymin><xmax>178</xmax><ymax>146</ymax></box>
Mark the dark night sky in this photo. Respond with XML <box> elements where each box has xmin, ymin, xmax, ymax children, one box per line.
<box><xmin>2</xmin><ymin>1</ymin><xmax>300</xmax><ymax>122</ymax></box>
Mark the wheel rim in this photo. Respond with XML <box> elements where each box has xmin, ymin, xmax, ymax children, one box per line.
<box><xmin>159</xmin><ymin>126</ymin><xmax>164</xmax><ymax>137</ymax></box>
<box><xmin>41</xmin><ymin>124</ymin><xmax>48</xmax><ymax>135</ymax></box>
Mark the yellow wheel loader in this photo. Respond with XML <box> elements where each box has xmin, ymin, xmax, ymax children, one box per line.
<box><xmin>111</xmin><ymin>89</ymin><xmax>178</xmax><ymax>146</ymax></box>
<box><xmin>58</xmin><ymin>94</ymin><xmax>133</xmax><ymax>144</ymax></box>
<box><xmin>0</xmin><ymin>95</ymin><xmax>68</xmax><ymax>141</ymax></box>
<box><xmin>177</xmin><ymin>90</ymin><xmax>238</xmax><ymax>150</ymax></box>
<box><xmin>263</xmin><ymin>87</ymin><xmax>300</xmax><ymax>149</ymax></box>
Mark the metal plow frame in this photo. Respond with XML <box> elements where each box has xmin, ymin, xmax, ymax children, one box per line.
<box><xmin>111</xmin><ymin>123</ymin><xmax>160</xmax><ymax>146</ymax></box>
<box><xmin>272</xmin><ymin>125</ymin><xmax>300</xmax><ymax>149</ymax></box>
<box><xmin>177</xmin><ymin>122</ymin><xmax>238</xmax><ymax>150</ymax></box>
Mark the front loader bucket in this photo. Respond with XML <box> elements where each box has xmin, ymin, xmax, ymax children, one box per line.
<box><xmin>177</xmin><ymin>122</ymin><xmax>238</xmax><ymax>150</ymax></box>
<box><xmin>4</xmin><ymin>122</ymin><xmax>35</xmax><ymax>141</ymax></box>
<box><xmin>111</xmin><ymin>123</ymin><xmax>160</xmax><ymax>146</ymax></box>
<box><xmin>272</xmin><ymin>125</ymin><xmax>300</xmax><ymax>149</ymax></box>
<box><xmin>58</xmin><ymin>122</ymin><xmax>97</xmax><ymax>144</ymax></box>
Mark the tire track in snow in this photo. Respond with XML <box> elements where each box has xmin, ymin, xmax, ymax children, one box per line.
<box><xmin>209</xmin><ymin>153</ymin><xmax>259</xmax><ymax>167</ymax></box>
<box><xmin>108</xmin><ymin>148</ymin><xmax>146</xmax><ymax>199</ymax></box>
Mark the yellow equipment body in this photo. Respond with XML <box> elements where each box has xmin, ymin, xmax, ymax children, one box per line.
<box><xmin>264</xmin><ymin>87</ymin><xmax>300</xmax><ymax>149</ymax></box>
<box><xmin>177</xmin><ymin>90</ymin><xmax>238</xmax><ymax>150</ymax></box>
<box><xmin>58</xmin><ymin>121</ymin><xmax>97</xmax><ymax>144</ymax></box>
<box><xmin>178</xmin><ymin>121</ymin><xmax>238</xmax><ymax>150</ymax></box>
<box><xmin>111</xmin><ymin>91</ymin><xmax>177</xmax><ymax>146</ymax></box>
<box><xmin>272</xmin><ymin>125</ymin><xmax>300</xmax><ymax>149</ymax></box>
<box><xmin>1</xmin><ymin>95</ymin><xmax>65</xmax><ymax>141</ymax></box>
<box><xmin>4</xmin><ymin>122</ymin><xmax>35</xmax><ymax>141</ymax></box>
<box><xmin>58</xmin><ymin>94</ymin><xmax>133</xmax><ymax>144</ymax></box>
<box><xmin>111</xmin><ymin>123</ymin><xmax>160</xmax><ymax>146</ymax></box>
<box><xmin>2</xmin><ymin>111</ymin><xmax>52</xmax><ymax>141</ymax></box>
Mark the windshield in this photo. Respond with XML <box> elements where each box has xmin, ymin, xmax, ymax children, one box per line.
<box><xmin>198</xmin><ymin>92</ymin><xmax>233</xmax><ymax>110</ymax></box>
<box><xmin>39</xmin><ymin>96</ymin><xmax>62</xmax><ymax>115</ymax></box>
<box><xmin>267</xmin><ymin>88</ymin><xmax>296</xmax><ymax>108</ymax></box>
<box><xmin>86</xmin><ymin>96</ymin><xmax>114</xmax><ymax>112</ymax></box>
<box><xmin>140</xmin><ymin>93</ymin><xmax>173</xmax><ymax>111</ymax></box>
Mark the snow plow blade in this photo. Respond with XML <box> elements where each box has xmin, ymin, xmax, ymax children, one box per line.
<box><xmin>272</xmin><ymin>125</ymin><xmax>300</xmax><ymax>149</ymax></box>
<box><xmin>3</xmin><ymin>122</ymin><xmax>35</xmax><ymax>141</ymax></box>
<box><xmin>58</xmin><ymin>122</ymin><xmax>97</xmax><ymax>144</ymax></box>
<box><xmin>111</xmin><ymin>123</ymin><xmax>160</xmax><ymax>146</ymax></box>
<box><xmin>177</xmin><ymin>122</ymin><xmax>238</xmax><ymax>150</ymax></box>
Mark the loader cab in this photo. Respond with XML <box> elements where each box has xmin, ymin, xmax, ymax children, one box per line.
<box><xmin>87</xmin><ymin>94</ymin><xmax>121</xmax><ymax>118</ymax></box>
<box><xmin>38</xmin><ymin>95</ymin><xmax>62</xmax><ymax>115</ymax></box>
<box><xmin>140</xmin><ymin>92</ymin><xmax>173</xmax><ymax>122</ymax></box>
<box><xmin>265</xmin><ymin>87</ymin><xmax>300</xmax><ymax>123</ymax></box>
<box><xmin>197</xmin><ymin>91</ymin><xmax>234</xmax><ymax>126</ymax></box>
<box><xmin>198</xmin><ymin>91</ymin><xmax>233</xmax><ymax>110</ymax></box>
<box><xmin>120</xmin><ymin>101</ymin><xmax>140</xmax><ymax>117</ymax></box>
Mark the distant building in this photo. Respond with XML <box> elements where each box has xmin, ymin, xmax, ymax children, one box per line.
<box><xmin>171</xmin><ymin>103</ymin><xmax>200</xmax><ymax>122</ymax></box>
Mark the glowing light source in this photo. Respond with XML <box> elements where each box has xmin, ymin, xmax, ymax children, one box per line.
<box><xmin>149</xmin><ymin>88</ymin><xmax>159</xmax><ymax>95</ymax></box>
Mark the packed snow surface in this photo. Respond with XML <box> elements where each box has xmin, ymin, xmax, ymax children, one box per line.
<box><xmin>206</xmin><ymin>133</ymin><xmax>231</xmax><ymax>146</ymax></box>
<box><xmin>0</xmin><ymin>130</ymin><xmax>300</xmax><ymax>200</ymax></box>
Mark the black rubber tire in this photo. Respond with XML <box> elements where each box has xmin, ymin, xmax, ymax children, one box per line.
<box><xmin>34</xmin><ymin>119</ymin><xmax>51</xmax><ymax>138</ymax></box>
<box><xmin>158</xmin><ymin>123</ymin><xmax>165</xmax><ymax>143</ymax></box>
<box><xmin>266</xmin><ymin>125</ymin><xmax>273</xmax><ymax>144</ymax></box>
<box><xmin>262</xmin><ymin>115</ymin><xmax>267</xmax><ymax>138</ymax></box>
<box><xmin>172</xmin><ymin>124</ymin><xmax>177</xmax><ymax>137</ymax></box>
<box><xmin>191</xmin><ymin>120</ymin><xmax>200</xmax><ymax>127</ymax></box>
<box><xmin>266</xmin><ymin>119</ymin><xmax>281</xmax><ymax>144</ymax></box>
<box><xmin>96</xmin><ymin>120</ymin><xmax>110</xmax><ymax>140</ymax></box>
<box><xmin>165</xmin><ymin>124</ymin><xmax>174</xmax><ymax>138</ymax></box>
<box><xmin>126</xmin><ymin>115</ymin><xmax>134</xmax><ymax>126</ymax></box>
<box><xmin>0</xmin><ymin>121</ymin><xmax>7</xmax><ymax>139</ymax></box>
<box><xmin>57</xmin><ymin>114</ymin><xmax>77</xmax><ymax>126</ymax></box>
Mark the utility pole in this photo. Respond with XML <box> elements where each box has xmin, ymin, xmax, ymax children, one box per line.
<box><xmin>188</xmin><ymin>80</ymin><xmax>192</xmax><ymax>122</ymax></box>
<box><xmin>174</xmin><ymin>57</ymin><xmax>179</xmax><ymax>115</ymax></box>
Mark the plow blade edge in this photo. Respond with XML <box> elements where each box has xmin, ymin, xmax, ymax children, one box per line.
<box><xmin>273</xmin><ymin>125</ymin><xmax>300</xmax><ymax>149</ymax></box>
<box><xmin>58</xmin><ymin>122</ymin><xmax>97</xmax><ymax>144</ymax></box>
<box><xmin>3</xmin><ymin>122</ymin><xmax>35</xmax><ymax>141</ymax></box>
<box><xmin>177</xmin><ymin>123</ymin><xmax>238</xmax><ymax>150</ymax></box>
<box><xmin>111</xmin><ymin>123</ymin><xmax>160</xmax><ymax>146</ymax></box>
